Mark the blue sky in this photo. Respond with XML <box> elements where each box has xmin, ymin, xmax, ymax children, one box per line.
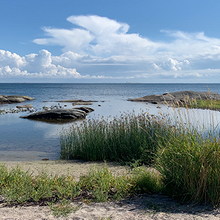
<box><xmin>1</xmin><ymin>0</ymin><xmax>220</xmax><ymax>83</ymax></box>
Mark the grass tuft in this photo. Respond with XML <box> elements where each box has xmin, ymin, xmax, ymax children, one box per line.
<box><xmin>48</xmin><ymin>199</ymin><xmax>80</xmax><ymax>217</ymax></box>
<box><xmin>60</xmin><ymin>111</ymin><xmax>167</xmax><ymax>164</ymax></box>
<box><xmin>156</xmin><ymin>124</ymin><xmax>220</xmax><ymax>206</ymax></box>
<box><xmin>0</xmin><ymin>163</ymin><xmax>160</xmax><ymax>215</ymax></box>
<box><xmin>79</xmin><ymin>165</ymin><xmax>160</xmax><ymax>202</ymax></box>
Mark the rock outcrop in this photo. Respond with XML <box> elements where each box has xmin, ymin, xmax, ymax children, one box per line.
<box><xmin>0</xmin><ymin>95</ymin><xmax>34</xmax><ymax>104</ymax></box>
<box><xmin>57</xmin><ymin>99</ymin><xmax>98</xmax><ymax>103</ymax></box>
<box><xmin>16</xmin><ymin>104</ymin><xmax>33</xmax><ymax>109</ymax></box>
<box><xmin>20</xmin><ymin>106</ymin><xmax>94</xmax><ymax>122</ymax></box>
<box><xmin>72</xmin><ymin>102</ymin><xmax>93</xmax><ymax>106</ymax></box>
<box><xmin>128</xmin><ymin>91</ymin><xmax>220</xmax><ymax>104</ymax></box>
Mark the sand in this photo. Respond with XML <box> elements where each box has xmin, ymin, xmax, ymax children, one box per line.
<box><xmin>1</xmin><ymin>160</ymin><xmax>127</xmax><ymax>181</ymax></box>
<box><xmin>1</xmin><ymin>160</ymin><xmax>220</xmax><ymax>220</ymax></box>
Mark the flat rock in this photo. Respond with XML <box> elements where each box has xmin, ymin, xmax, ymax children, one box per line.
<box><xmin>20</xmin><ymin>106</ymin><xmax>94</xmax><ymax>122</ymax></box>
<box><xmin>72</xmin><ymin>102</ymin><xmax>93</xmax><ymax>105</ymax></box>
<box><xmin>128</xmin><ymin>91</ymin><xmax>220</xmax><ymax>104</ymax></box>
<box><xmin>0</xmin><ymin>95</ymin><xmax>34</xmax><ymax>104</ymax></box>
<box><xmin>57</xmin><ymin>99</ymin><xmax>98</xmax><ymax>102</ymax></box>
<box><xmin>74</xmin><ymin>106</ymin><xmax>94</xmax><ymax>113</ymax></box>
<box><xmin>16</xmin><ymin>104</ymin><xmax>33</xmax><ymax>109</ymax></box>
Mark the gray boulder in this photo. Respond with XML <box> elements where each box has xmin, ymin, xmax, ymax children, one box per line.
<box><xmin>20</xmin><ymin>106</ymin><xmax>94</xmax><ymax>121</ymax></box>
<box><xmin>0</xmin><ymin>95</ymin><xmax>34</xmax><ymax>104</ymax></box>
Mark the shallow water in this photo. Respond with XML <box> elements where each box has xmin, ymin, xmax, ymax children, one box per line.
<box><xmin>1</xmin><ymin>83</ymin><xmax>220</xmax><ymax>161</ymax></box>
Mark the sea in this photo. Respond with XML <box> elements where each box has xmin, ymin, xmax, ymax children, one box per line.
<box><xmin>1</xmin><ymin>83</ymin><xmax>220</xmax><ymax>161</ymax></box>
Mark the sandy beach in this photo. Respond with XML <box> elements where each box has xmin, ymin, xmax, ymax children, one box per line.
<box><xmin>0</xmin><ymin>160</ymin><xmax>220</xmax><ymax>219</ymax></box>
<box><xmin>1</xmin><ymin>160</ymin><xmax>127</xmax><ymax>181</ymax></box>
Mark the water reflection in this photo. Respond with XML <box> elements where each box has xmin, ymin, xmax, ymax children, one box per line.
<box><xmin>156</xmin><ymin>106</ymin><xmax>220</xmax><ymax>139</ymax></box>
<box><xmin>0</xmin><ymin>100</ymin><xmax>148</xmax><ymax>161</ymax></box>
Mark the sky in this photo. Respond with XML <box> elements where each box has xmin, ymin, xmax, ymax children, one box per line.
<box><xmin>1</xmin><ymin>0</ymin><xmax>220</xmax><ymax>83</ymax></box>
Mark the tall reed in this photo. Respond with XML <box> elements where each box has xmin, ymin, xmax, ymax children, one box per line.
<box><xmin>60</xmin><ymin>111</ymin><xmax>167</xmax><ymax>164</ymax></box>
<box><xmin>155</xmin><ymin>109</ymin><xmax>220</xmax><ymax>206</ymax></box>
<box><xmin>60</xmin><ymin>102</ymin><xmax>220</xmax><ymax>206</ymax></box>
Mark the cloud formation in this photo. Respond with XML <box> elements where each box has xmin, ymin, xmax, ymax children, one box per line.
<box><xmin>34</xmin><ymin>15</ymin><xmax>159</xmax><ymax>57</ymax></box>
<box><xmin>2</xmin><ymin>15</ymin><xmax>220</xmax><ymax>81</ymax></box>
<box><xmin>0</xmin><ymin>49</ymin><xmax>84</xmax><ymax>79</ymax></box>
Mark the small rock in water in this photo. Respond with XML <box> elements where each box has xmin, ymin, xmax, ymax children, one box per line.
<box><xmin>72</xmin><ymin>102</ymin><xmax>93</xmax><ymax>105</ymax></box>
<box><xmin>20</xmin><ymin>107</ymin><xmax>94</xmax><ymax>123</ymax></box>
<box><xmin>16</xmin><ymin>104</ymin><xmax>33</xmax><ymax>109</ymax></box>
<box><xmin>0</xmin><ymin>95</ymin><xmax>34</xmax><ymax>104</ymax></box>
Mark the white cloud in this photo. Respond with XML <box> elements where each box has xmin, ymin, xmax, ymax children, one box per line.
<box><xmin>34</xmin><ymin>28</ymin><xmax>94</xmax><ymax>55</ymax></box>
<box><xmin>0</xmin><ymin>49</ymin><xmax>132</xmax><ymax>80</ymax></box>
<box><xmin>33</xmin><ymin>15</ymin><xmax>220</xmax><ymax>62</ymax></box>
<box><xmin>152</xmin><ymin>58</ymin><xmax>191</xmax><ymax>71</ymax></box>
<box><xmin>162</xmin><ymin>58</ymin><xmax>182</xmax><ymax>71</ymax></box>
<box><xmin>0</xmin><ymin>50</ymin><xmax>26</xmax><ymax>68</ymax></box>
<box><xmin>0</xmin><ymin>49</ymin><xmax>89</xmax><ymax>79</ymax></box>
<box><xmin>33</xmin><ymin>15</ymin><xmax>159</xmax><ymax>57</ymax></box>
<box><xmin>2</xmin><ymin>15</ymin><xmax>220</xmax><ymax>81</ymax></box>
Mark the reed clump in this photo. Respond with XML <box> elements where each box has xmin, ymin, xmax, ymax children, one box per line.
<box><xmin>156</xmin><ymin>125</ymin><xmax>220</xmax><ymax>206</ymax></box>
<box><xmin>60</xmin><ymin>103</ymin><xmax>220</xmax><ymax>207</ymax></box>
<box><xmin>155</xmin><ymin>103</ymin><xmax>220</xmax><ymax>206</ymax></box>
<box><xmin>60</xmin><ymin>111</ymin><xmax>169</xmax><ymax>164</ymax></box>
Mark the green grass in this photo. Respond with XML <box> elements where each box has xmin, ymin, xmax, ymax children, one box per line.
<box><xmin>178</xmin><ymin>99</ymin><xmax>220</xmax><ymax>110</ymax></box>
<box><xmin>0</xmin><ymin>164</ymin><xmax>160</xmax><ymax>216</ymax></box>
<box><xmin>156</xmin><ymin>128</ymin><xmax>220</xmax><ymax>206</ymax></box>
<box><xmin>48</xmin><ymin>199</ymin><xmax>80</xmax><ymax>217</ymax></box>
<box><xmin>0</xmin><ymin>165</ymin><xmax>80</xmax><ymax>204</ymax></box>
<box><xmin>60</xmin><ymin>111</ymin><xmax>169</xmax><ymax>164</ymax></box>
<box><xmin>3</xmin><ymin>101</ymin><xmax>220</xmax><ymax>213</ymax></box>
<box><xmin>0</xmin><ymin>109</ymin><xmax>5</xmax><ymax>114</ymax></box>
<box><xmin>79</xmin><ymin>165</ymin><xmax>161</xmax><ymax>202</ymax></box>
<box><xmin>59</xmin><ymin>104</ymin><xmax>220</xmax><ymax>207</ymax></box>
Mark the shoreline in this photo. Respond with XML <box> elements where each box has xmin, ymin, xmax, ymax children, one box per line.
<box><xmin>1</xmin><ymin>160</ymin><xmax>220</xmax><ymax>219</ymax></box>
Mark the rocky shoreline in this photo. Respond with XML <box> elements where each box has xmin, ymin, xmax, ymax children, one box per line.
<box><xmin>128</xmin><ymin>90</ymin><xmax>220</xmax><ymax>104</ymax></box>
<box><xmin>0</xmin><ymin>95</ymin><xmax>96</xmax><ymax>122</ymax></box>
<box><xmin>0</xmin><ymin>95</ymin><xmax>34</xmax><ymax>104</ymax></box>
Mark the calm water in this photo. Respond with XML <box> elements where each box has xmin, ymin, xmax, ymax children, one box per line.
<box><xmin>0</xmin><ymin>83</ymin><xmax>220</xmax><ymax>161</ymax></box>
